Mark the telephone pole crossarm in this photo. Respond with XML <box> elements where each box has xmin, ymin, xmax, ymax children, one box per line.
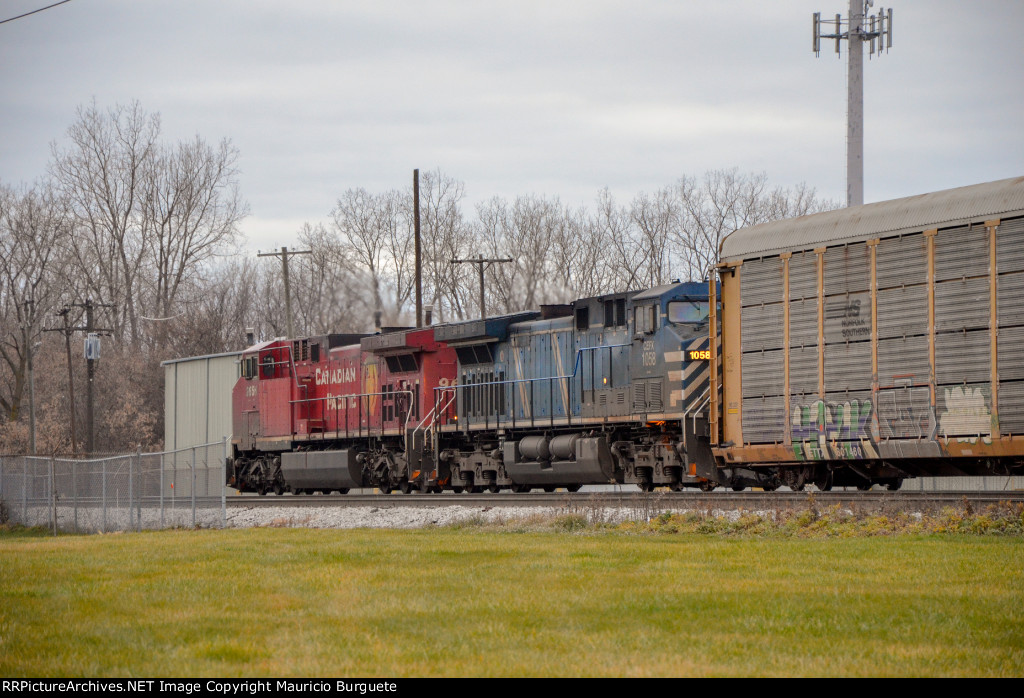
<box><xmin>451</xmin><ymin>256</ymin><xmax>514</xmax><ymax>320</ymax></box>
<box><xmin>258</xmin><ymin>246</ymin><xmax>312</xmax><ymax>338</ymax></box>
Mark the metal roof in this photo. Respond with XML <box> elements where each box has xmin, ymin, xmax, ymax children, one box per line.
<box><xmin>719</xmin><ymin>176</ymin><xmax>1024</xmax><ymax>262</ymax></box>
<box><xmin>160</xmin><ymin>349</ymin><xmax>243</xmax><ymax>367</ymax></box>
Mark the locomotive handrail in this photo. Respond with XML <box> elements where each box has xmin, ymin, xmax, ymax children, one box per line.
<box><xmin>685</xmin><ymin>386</ymin><xmax>711</xmax><ymax>431</ymax></box>
<box><xmin>412</xmin><ymin>387</ymin><xmax>458</xmax><ymax>453</ymax></box>
<box><xmin>432</xmin><ymin>342</ymin><xmax>632</xmax><ymax>428</ymax></box>
<box><xmin>290</xmin><ymin>390</ymin><xmax>415</xmax><ymax>451</ymax></box>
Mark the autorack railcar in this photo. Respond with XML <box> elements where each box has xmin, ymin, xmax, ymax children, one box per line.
<box><xmin>709</xmin><ymin>175</ymin><xmax>1024</xmax><ymax>490</ymax></box>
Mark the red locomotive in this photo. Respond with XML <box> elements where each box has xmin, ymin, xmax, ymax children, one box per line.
<box><xmin>229</xmin><ymin>328</ymin><xmax>457</xmax><ymax>494</ymax></box>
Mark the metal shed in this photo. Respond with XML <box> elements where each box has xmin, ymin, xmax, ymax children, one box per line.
<box><xmin>163</xmin><ymin>351</ymin><xmax>241</xmax><ymax>453</ymax></box>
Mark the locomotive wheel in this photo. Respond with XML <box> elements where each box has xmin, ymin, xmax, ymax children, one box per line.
<box><xmin>511</xmin><ymin>484</ymin><xmax>530</xmax><ymax>493</ymax></box>
<box><xmin>399</xmin><ymin>481</ymin><xmax>413</xmax><ymax>494</ymax></box>
<box><xmin>566</xmin><ymin>484</ymin><xmax>581</xmax><ymax>493</ymax></box>
<box><xmin>379</xmin><ymin>483</ymin><xmax>392</xmax><ymax>494</ymax></box>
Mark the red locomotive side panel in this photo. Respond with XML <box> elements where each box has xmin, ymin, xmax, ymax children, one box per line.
<box><xmin>367</xmin><ymin>328</ymin><xmax>457</xmax><ymax>435</ymax></box>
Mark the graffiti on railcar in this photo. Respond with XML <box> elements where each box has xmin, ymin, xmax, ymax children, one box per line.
<box><xmin>791</xmin><ymin>397</ymin><xmax>877</xmax><ymax>460</ymax></box>
<box><xmin>939</xmin><ymin>385</ymin><xmax>992</xmax><ymax>441</ymax></box>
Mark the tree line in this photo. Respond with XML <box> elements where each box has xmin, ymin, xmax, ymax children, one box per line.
<box><xmin>0</xmin><ymin>101</ymin><xmax>836</xmax><ymax>455</ymax></box>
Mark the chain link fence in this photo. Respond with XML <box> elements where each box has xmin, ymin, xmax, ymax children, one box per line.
<box><xmin>0</xmin><ymin>439</ymin><xmax>228</xmax><ymax>533</ymax></box>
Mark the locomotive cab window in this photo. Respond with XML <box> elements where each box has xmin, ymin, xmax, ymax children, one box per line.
<box><xmin>261</xmin><ymin>353</ymin><xmax>275</xmax><ymax>379</ymax></box>
<box><xmin>668</xmin><ymin>300</ymin><xmax>709</xmax><ymax>324</ymax></box>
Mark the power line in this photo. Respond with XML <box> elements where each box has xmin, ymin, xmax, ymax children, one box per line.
<box><xmin>0</xmin><ymin>0</ymin><xmax>74</xmax><ymax>26</ymax></box>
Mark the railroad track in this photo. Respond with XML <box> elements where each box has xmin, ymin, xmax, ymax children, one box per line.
<box><xmin>227</xmin><ymin>489</ymin><xmax>1024</xmax><ymax>510</ymax></box>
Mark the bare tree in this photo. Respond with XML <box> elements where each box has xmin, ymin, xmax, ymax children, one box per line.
<box><xmin>631</xmin><ymin>186</ymin><xmax>677</xmax><ymax>287</ymax></box>
<box><xmin>142</xmin><ymin>135</ymin><xmax>247</xmax><ymax>323</ymax></box>
<box><xmin>49</xmin><ymin>101</ymin><xmax>159</xmax><ymax>344</ymax></box>
<box><xmin>418</xmin><ymin>170</ymin><xmax>473</xmax><ymax>323</ymax></box>
<box><xmin>0</xmin><ymin>181</ymin><xmax>72</xmax><ymax>421</ymax></box>
<box><xmin>672</xmin><ymin>168</ymin><xmax>838</xmax><ymax>281</ymax></box>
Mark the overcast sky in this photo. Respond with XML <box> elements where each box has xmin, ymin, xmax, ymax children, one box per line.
<box><xmin>2</xmin><ymin>0</ymin><xmax>1022</xmax><ymax>251</ymax></box>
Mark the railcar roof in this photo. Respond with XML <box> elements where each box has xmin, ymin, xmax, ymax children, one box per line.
<box><xmin>719</xmin><ymin>176</ymin><xmax>1024</xmax><ymax>262</ymax></box>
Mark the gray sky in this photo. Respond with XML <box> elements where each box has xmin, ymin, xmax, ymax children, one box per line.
<box><xmin>2</xmin><ymin>0</ymin><xmax>1022</xmax><ymax>251</ymax></box>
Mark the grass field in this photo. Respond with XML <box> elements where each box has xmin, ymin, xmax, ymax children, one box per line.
<box><xmin>1</xmin><ymin>522</ymin><xmax>1022</xmax><ymax>677</ymax></box>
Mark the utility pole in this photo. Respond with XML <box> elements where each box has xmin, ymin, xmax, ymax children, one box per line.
<box><xmin>451</xmin><ymin>256</ymin><xmax>513</xmax><ymax>320</ymax></box>
<box><xmin>45</xmin><ymin>300</ymin><xmax>114</xmax><ymax>457</ymax></box>
<box><xmin>21</xmin><ymin>299</ymin><xmax>36</xmax><ymax>456</ymax></box>
<box><xmin>43</xmin><ymin>298</ymin><xmax>114</xmax><ymax>456</ymax></box>
<box><xmin>258</xmin><ymin>246</ymin><xmax>311</xmax><ymax>338</ymax></box>
<box><xmin>414</xmin><ymin>169</ymin><xmax>423</xmax><ymax>328</ymax></box>
<box><xmin>45</xmin><ymin>309</ymin><xmax>78</xmax><ymax>456</ymax></box>
<box><xmin>813</xmin><ymin>1</ymin><xmax>893</xmax><ymax>207</ymax></box>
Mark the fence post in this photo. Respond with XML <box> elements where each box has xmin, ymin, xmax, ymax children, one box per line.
<box><xmin>49</xmin><ymin>457</ymin><xmax>56</xmax><ymax>536</ymax></box>
<box><xmin>102</xmin><ymin>458</ymin><xmax>107</xmax><ymax>534</ymax></box>
<box><xmin>73</xmin><ymin>459</ymin><xmax>78</xmax><ymax>534</ymax></box>
<box><xmin>136</xmin><ymin>447</ymin><xmax>142</xmax><ymax>532</ymax></box>
<box><xmin>191</xmin><ymin>446</ymin><xmax>197</xmax><ymax>527</ymax></box>
<box><xmin>160</xmin><ymin>451</ymin><xmax>165</xmax><ymax>529</ymax></box>
<box><xmin>22</xmin><ymin>459</ymin><xmax>28</xmax><ymax>524</ymax></box>
<box><xmin>128</xmin><ymin>453</ymin><xmax>134</xmax><ymax>531</ymax></box>
<box><xmin>222</xmin><ymin>436</ymin><xmax>228</xmax><ymax>528</ymax></box>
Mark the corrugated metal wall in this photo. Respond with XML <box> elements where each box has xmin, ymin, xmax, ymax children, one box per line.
<box><xmin>163</xmin><ymin>353</ymin><xmax>240</xmax><ymax>468</ymax></box>
<box><xmin>736</xmin><ymin>214</ymin><xmax>1024</xmax><ymax>451</ymax></box>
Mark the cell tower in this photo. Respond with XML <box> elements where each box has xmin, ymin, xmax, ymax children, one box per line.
<box><xmin>813</xmin><ymin>1</ymin><xmax>893</xmax><ymax>207</ymax></box>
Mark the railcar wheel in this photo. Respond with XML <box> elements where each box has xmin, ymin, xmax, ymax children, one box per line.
<box><xmin>452</xmin><ymin>486</ymin><xmax>464</xmax><ymax>494</ymax></box>
<box><xmin>339</xmin><ymin>488</ymin><xmax>350</xmax><ymax>495</ymax></box>
<box><xmin>379</xmin><ymin>483</ymin><xmax>392</xmax><ymax>494</ymax></box>
<box><xmin>469</xmin><ymin>486</ymin><xmax>483</xmax><ymax>494</ymax></box>
<box><xmin>512</xmin><ymin>485</ymin><xmax>530</xmax><ymax>493</ymax></box>
<box><xmin>886</xmin><ymin>479</ymin><xmax>903</xmax><ymax>491</ymax></box>
<box><xmin>487</xmin><ymin>483</ymin><xmax>500</xmax><ymax>493</ymax></box>
<box><xmin>273</xmin><ymin>482</ymin><xmax>284</xmax><ymax>496</ymax></box>
<box><xmin>814</xmin><ymin>471</ymin><xmax>833</xmax><ymax>492</ymax></box>
<box><xmin>639</xmin><ymin>482</ymin><xmax>654</xmax><ymax>493</ymax></box>
<box><xmin>543</xmin><ymin>486</ymin><xmax>556</xmax><ymax>493</ymax></box>
<box><xmin>731</xmin><ymin>485</ymin><xmax>745</xmax><ymax>492</ymax></box>
<box><xmin>399</xmin><ymin>481</ymin><xmax>413</xmax><ymax>494</ymax></box>
<box><xmin>856</xmin><ymin>482</ymin><xmax>872</xmax><ymax>491</ymax></box>
<box><xmin>698</xmin><ymin>481</ymin><xmax>716</xmax><ymax>492</ymax></box>
<box><xmin>566</xmin><ymin>484</ymin><xmax>581</xmax><ymax>493</ymax></box>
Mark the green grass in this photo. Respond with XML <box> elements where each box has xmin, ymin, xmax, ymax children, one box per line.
<box><xmin>1</xmin><ymin>526</ymin><xmax>1022</xmax><ymax>677</ymax></box>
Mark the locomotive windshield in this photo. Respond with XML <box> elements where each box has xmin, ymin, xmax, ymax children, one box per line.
<box><xmin>668</xmin><ymin>300</ymin><xmax>709</xmax><ymax>324</ymax></box>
